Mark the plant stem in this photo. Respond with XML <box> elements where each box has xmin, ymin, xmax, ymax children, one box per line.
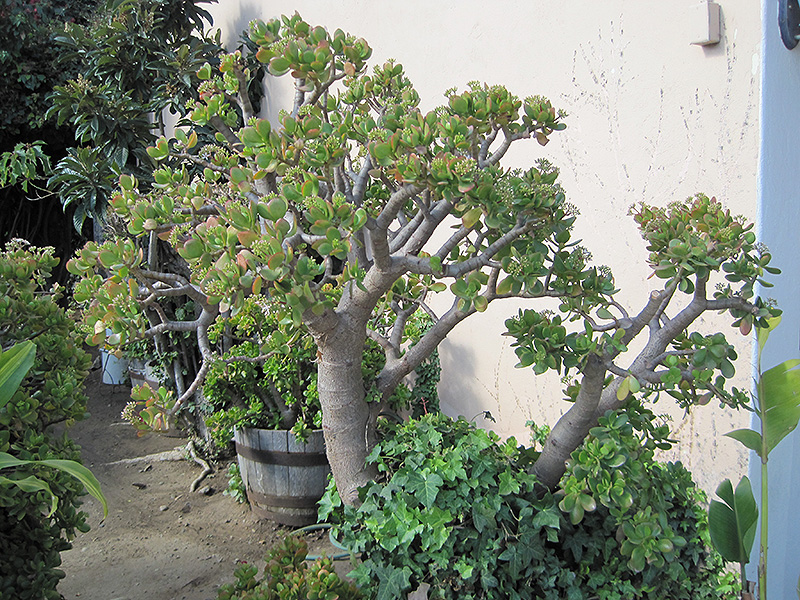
<box><xmin>758</xmin><ymin>365</ymin><xmax>768</xmax><ymax>600</ymax></box>
<box><xmin>741</xmin><ymin>564</ymin><xmax>748</xmax><ymax>599</ymax></box>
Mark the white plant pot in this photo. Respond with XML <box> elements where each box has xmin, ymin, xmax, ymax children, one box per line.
<box><xmin>100</xmin><ymin>350</ymin><xmax>129</xmax><ymax>385</ymax></box>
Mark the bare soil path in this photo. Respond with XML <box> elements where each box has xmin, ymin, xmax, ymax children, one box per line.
<box><xmin>57</xmin><ymin>367</ymin><xmax>293</xmax><ymax>600</ymax></box>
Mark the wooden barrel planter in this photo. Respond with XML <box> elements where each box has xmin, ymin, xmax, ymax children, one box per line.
<box><xmin>234</xmin><ymin>427</ymin><xmax>331</xmax><ymax>527</ymax></box>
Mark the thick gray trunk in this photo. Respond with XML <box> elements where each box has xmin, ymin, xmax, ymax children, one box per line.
<box><xmin>315</xmin><ymin>327</ymin><xmax>377</xmax><ymax>505</ymax></box>
<box><xmin>532</xmin><ymin>354</ymin><xmax>607</xmax><ymax>489</ymax></box>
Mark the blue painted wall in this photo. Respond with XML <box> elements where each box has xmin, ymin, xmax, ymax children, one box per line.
<box><xmin>752</xmin><ymin>1</ymin><xmax>800</xmax><ymax>596</ymax></box>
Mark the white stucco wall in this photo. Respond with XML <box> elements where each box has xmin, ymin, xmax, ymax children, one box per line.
<box><xmin>206</xmin><ymin>1</ymin><xmax>762</xmax><ymax>493</ymax></box>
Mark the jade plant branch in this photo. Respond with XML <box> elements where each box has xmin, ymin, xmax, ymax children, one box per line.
<box><xmin>68</xmin><ymin>14</ymin><xmax>778</xmax><ymax>504</ymax></box>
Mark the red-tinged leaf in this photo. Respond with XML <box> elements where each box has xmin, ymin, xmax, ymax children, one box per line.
<box><xmin>265</xmin><ymin>197</ymin><xmax>288</xmax><ymax>221</ymax></box>
<box><xmin>698</xmin><ymin>392</ymin><xmax>713</xmax><ymax>406</ymax></box>
<box><xmin>237</xmin><ymin>230</ymin><xmax>259</xmax><ymax>246</ymax></box>
<box><xmin>181</xmin><ymin>238</ymin><xmax>204</xmax><ymax>260</ymax></box>
<box><xmin>97</xmin><ymin>250</ymin><xmax>116</xmax><ymax>268</ymax></box>
<box><xmin>267</xmin><ymin>252</ymin><xmax>285</xmax><ymax>270</ymax></box>
<box><xmin>496</xmin><ymin>276</ymin><xmax>514</xmax><ymax>296</ymax></box>
<box><xmin>536</xmin><ymin>131</ymin><xmax>549</xmax><ymax>146</ymax></box>
<box><xmin>256</xmin><ymin>47</ymin><xmax>273</xmax><ymax>63</ymax></box>
<box><xmin>269</xmin><ymin>56</ymin><xmax>291</xmax><ymax>75</ymax></box>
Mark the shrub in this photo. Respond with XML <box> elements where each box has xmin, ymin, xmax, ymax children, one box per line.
<box><xmin>0</xmin><ymin>240</ymin><xmax>92</xmax><ymax>600</ymax></box>
<box><xmin>202</xmin><ymin>300</ymin><xmax>438</xmax><ymax>452</ymax></box>
<box><xmin>216</xmin><ymin>535</ymin><xmax>361</xmax><ymax>600</ymax></box>
<box><xmin>320</xmin><ymin>412</ymin><xmax>734</xmax><ymax>600</ymax></box>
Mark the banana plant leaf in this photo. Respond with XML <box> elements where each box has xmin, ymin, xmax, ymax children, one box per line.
<box><xmin>760</xmin><ymin>358</ymin><xmax>800</xmax><ymax>455</ymax></box>
<box><xmin>0</xmin><ymin>452</ymin><xmax>108</xmax><ymax>518</ymax></box>
<box><xmin>0</xmin><ymin>340</ymin><xmax>35</xmax><ymax>409</ymax></box>
<box><xmin>708</xmin><ymin>477</ymin><xmax>757</xmax><ymax>564</ymax></box>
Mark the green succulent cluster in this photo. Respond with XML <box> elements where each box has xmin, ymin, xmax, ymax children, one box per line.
<box><xmin>0</xmin><ymin>241</ymin><xmax>93</xmax><ymax>600</ymax></box>
<box><xmin>631</xmin><ymin>194</ymin><xmax>777</xmax><ymax>331</ymax></box>
<box><xmin>216</xmin><ymin>535</ymin><xmax>361</xmax><ymax>600</ymax></box>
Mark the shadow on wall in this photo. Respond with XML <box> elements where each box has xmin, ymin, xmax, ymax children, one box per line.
<box><xmin>437</xmin><ymin>338</ymin><xmax>497</xmax><ymax>430</ymax></box>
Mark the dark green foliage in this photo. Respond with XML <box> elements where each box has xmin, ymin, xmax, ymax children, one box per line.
<box><xmin>203</xmin><ymin>303</ymin><xmax>439</xmax><ymax>450</ymax></box>
<box><xmin>321</xmin><ymin>412</ymin><xmax>734</xmax><ymax>600</ymax></box>
<box><xmin>0</xmin><ymin>241</ymin><xmax>92</xmax><ymax>599</ymax></box>
<box><xmin>0</xmin><ymin>0</ymin><xmax>99</xmax><ymax>143</ymax></box>
<box><xmin>203</xmin><ymin>338</ymin><xmax>321</xmax><ymax>448</ymax></box>
<box><xmin>44</xmin><ymin>0</ymin><xmax>221</xmax><ymax>230</ymax></box>
<box><xmin>223</xmin><ymin>461</ymin><xmax>246</xmax><ymax>504</ymax></box>
<box><xmin>0</xmin><ymin>0</ymin><xmax>99</xmax><ymax>282</ymax></box>
<box><xmin>216</xmin><ymin>535</ymin><xmax>361</xmax><ymax>600</ymax></box>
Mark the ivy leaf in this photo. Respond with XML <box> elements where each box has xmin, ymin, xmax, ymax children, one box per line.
<box><xmin>373</xmin><ymin>563</ymin><xmax>412</xmax><ymax>600</ymax></box>
<box><xmin>408</xmin><ymin>471</ymin><xmax>443</xmax><ymax>507</ymax></box>
<box><xmin>499</xmin><ymin>470</ymin><xmax>520</xmax><ymax>495</ymax></box>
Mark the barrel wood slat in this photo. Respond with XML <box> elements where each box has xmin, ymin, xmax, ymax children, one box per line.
<box><xmin>234</xmin><ymin>428</ymin><xmax>330</xmax><ymax>526</ymax></box>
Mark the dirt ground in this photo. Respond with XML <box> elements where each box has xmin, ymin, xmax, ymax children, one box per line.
<box><xmin>57</xmin><ymin>366</ymin><xmax>339</xmax><ymax>600</ymax></box>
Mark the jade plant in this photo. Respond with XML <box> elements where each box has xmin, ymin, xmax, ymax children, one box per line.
<box><xmin>0</xmin><ymin>241</ymin><xmax>102</xmax><ymax>599</ymax></box>
<box><xmin>201</xmin><ymin>300</ymin><xmax>433</xmax><ymax>449</ymax></box>
<box><xmin>216</xmin><ymin>534</ymin><xmax>361</xmax><ymax>600</ymax></box>
<box><xmin>0</xmin><ymin>340</ymin><xmax>106</xmax><ymax>518</ymax></box>
<box><xmin>67</xmin><ymin>13</ymin><xmax>778</xmax><ymax>505</ymax></box>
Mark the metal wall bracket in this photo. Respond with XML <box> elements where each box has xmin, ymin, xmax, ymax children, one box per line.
<box><xmin>779</xmin><ymin>0</ymin><xmax>800</xmax><ymax>49</ymax></box>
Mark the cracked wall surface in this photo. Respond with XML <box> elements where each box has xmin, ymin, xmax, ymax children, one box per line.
<box><xmin>207</xmin><ymin>1</ymin><xmax>762</xmax><ymax>494</ymax></box>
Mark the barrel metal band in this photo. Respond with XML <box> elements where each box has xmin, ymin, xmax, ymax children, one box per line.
<box><xmin>235</xmin><ymin>441</ymin><xmax>329</xmax><ymax>467</ymax></box>
<box><xmin>246</xmin><ymin>488</ymin><xmax>321</xmax><ymax>509</ymax></box>
<box><xmin>249</xmin><ymin>503</ymin><xmax>316</xmax><ymax>527</ymax></box>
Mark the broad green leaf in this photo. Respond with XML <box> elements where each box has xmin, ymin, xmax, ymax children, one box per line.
<box><xmin>498</xmin><ymin>470</ymin><xmax>520</xmax><ymax>495</ymax></box>
<box><xmin>0</xmin><ymin>452</ymin><xmax>108</xmax><ymax>518</ymax></box>
<box><xmin>757</xmin><ymin>315</ymin><xmax>781</xmax><ymax>355</ymax></box>
<box><xmin>408</xmin><ymin>471</ymin><xmax>442</xmax><ymax>507</ymax></box>
<box><xmin>531</xmin><ymin>507</ymin><xmax>561</xmax><ymax>530</ymax></box>
<box><xmin>708</xmin><ymin>477</ymin><xmax>757</xmax><ymax>564</ymax></box>
<box><xmin>374</xmin><ymin>563</ymin><xmax>412</xmax><ymax>600</ymax></box>
<box><xmin>724</xmin><ymin>429</ymin><xmax>763</xmax><ymax>457</ymax></box>
<box><xmin>0</xmin><ymin>341</ymin><xmax>35</xmax><ymax>409</ymax></box>
<box><xmin>760</xmin><ymin>358</ymin><xmax>800</xmax><ymax>454</ymax></box>
<box><xmin>0</xmin><ymin>474</ymin><xmax>57</xmax><ymax>515</ymax></box>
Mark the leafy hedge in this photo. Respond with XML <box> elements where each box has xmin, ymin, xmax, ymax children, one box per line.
<box><xmin>0</xmin><ymin>241</ymin><xmax>92</xmax><ymax>599</ymax></box>
<box><xmin>321</xmin><ymin>411</ymin><xmax>734</xmax><ymax>600</ymax></box>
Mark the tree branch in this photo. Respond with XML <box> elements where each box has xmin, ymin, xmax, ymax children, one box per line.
<box><xmin>209</xmin><ymin>115</ymin><xmax>242</xmax><ymax>151</ymax></box>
